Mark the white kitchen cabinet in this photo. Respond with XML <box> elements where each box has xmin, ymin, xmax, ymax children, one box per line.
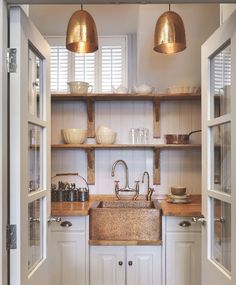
<box><xmin>90</xmin><ymin>245</ymin><xmax>162</xmax><ymax>285</ymax></box>
<box><xmin>163</xmin><ymin>216</ymin><xmax>201</xmax><ymax>285</ymax></box>
<box><xmin>50</xmin><ymin>216</ymin><xmax>89</xmax><ymax>285</ymax></box>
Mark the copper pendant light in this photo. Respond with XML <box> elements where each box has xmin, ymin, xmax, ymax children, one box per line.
<box><xmin>66</xmin><ymin>4</ymin><xmax>98</xmax><ymax>53</ymax></box>
<box><xmin>154</xmin><ymin>4</ymin><xmax>186</xmax><ymax>54</ymax></box>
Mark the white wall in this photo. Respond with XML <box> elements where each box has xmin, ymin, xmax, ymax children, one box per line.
<box><xmin>30</xmin><ymin>4</ymin><xmax>220</xmax><ymax>195</ymax></box>
<box><xmin>137</xmin><ymin>4</ymin><xmax>219</xmax><ymax>91</ymax></box>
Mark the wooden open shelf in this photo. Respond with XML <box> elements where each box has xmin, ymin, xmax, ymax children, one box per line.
<box><xmin>51</xmin><ymin>93</ymin><xmax>201</xmax><ymax>139</ymax></box>
<box><xmin>51</xmin><ymin>144</ymin><xmax>201</xmax><ymax>185</ymax></box>
<box><xmin>51</xmin><ymin>143</ymin><xmax>201</xmax><ymax>149</ymax></box>
<box><xmin>51</xmin><ymin>92</ymin><xmax>201</xmax><ymax>101</ymax></box>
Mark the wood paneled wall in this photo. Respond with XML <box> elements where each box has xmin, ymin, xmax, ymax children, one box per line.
<box><xmin>51</xmin><ymin>100</ymin><xmax>201</xmax><ymax>195</ymax></box>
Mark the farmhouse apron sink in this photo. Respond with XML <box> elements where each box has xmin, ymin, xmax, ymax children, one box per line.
<box><xmin>89</xmin><ymin>200</ymin><xmax>161</xmax><ymax>242</ymax></box>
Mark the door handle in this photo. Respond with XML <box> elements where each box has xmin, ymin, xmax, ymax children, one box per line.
<box><xmin>192</xmin><ymin>217</ymin><xmax>207</xmax><ymax>226</ymax></box>
<box><xmin>48</xmin><ymin>217</ymin><xmax>62</xmax><ymax>224</ymax></box>
<box><xmin>29</xmin><ymin>217</ymin><xmax>40</xmax><ymax>223</ymax></box>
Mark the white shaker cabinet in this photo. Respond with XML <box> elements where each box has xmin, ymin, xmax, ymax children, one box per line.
<box><xmin>163</xmin><ymin>216</ymin><xmax>201</xmax><ymax>285</ymax></box>
<box><xmin>50</xmin><ymin>216</ymin><xmax>89</xmax><ymax>285</ymax></box>
<box><xmin>90</xmin><ymin>245</ymin><xmax>162</xmax><ymax>285</ymax></box>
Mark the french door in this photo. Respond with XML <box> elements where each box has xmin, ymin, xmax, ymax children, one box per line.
<box><xmin>201</xmin><ymin>10</ymin><xmax>236</xmax><ymax>285</ymax></box>
<box><xmin>9</xmin><ymin>7</ymin><xmax>51</xmax><ymax>285</ymax></box>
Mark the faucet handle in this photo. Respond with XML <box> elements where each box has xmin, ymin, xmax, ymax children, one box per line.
<box><xmin>114</xmin><ymin>180</ymin><xmax>120</xmax><ymax>184</ymax></box>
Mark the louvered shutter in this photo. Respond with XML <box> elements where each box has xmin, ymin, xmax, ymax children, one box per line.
<box><xmin>101</xmin><ymin>45</ymin><xmax>123</xmax><ymax>93</ymax></box>
<box><xmin>74</xmin><ymin>53</ymin><xmax>95</xmax><ymax>88</ymax></box>
<box><xmin>50</xmin><ymin>46</ymin><xmax>69</xmax><ymax>92</ymax></box>
<box><xmin>214</xmin><ymin>47</ymin><xmax>231</xmax><ymax>94</ymax></box>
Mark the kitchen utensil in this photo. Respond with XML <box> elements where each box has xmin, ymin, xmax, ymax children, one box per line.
<box><xmin>62</xmin><ymin>128</ymin><xmax>87</xmax><ymax>144</ymax></box>
<box><xmin>67</xmin><ymin>81</ymin><xmax>93</xmax><ymax>94</ymax></box>
<box><xmin>51</xmin><ymin>173</ymin><xmax>89</xmax><ymax>202</ymax></box>
<box><xmin>165</xmin><ymin>130</ymin><xmax>201</xmax><ymax>144</ymax></box>
<box><xmin>171</xmin><ymin>186</ymin><xmax>186</xmax><ymax>196</ymax></box>
<box><xmin>77</xmin><ymin>188</ymin><xmax>89</xmax><ymax>202</ymax></box>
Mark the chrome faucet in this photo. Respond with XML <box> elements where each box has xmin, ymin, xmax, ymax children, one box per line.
<box><xmin>142</xmin><ymin>171</ymin><xmax>154</xmax><ymax>201</ymax></box>
<box><xmin>111</xmin><ymin>160</ymin><xmax>139</xmax><ymax>200</ymax></box>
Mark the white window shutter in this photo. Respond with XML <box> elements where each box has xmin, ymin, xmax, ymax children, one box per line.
<box><xmin>50</xmin><ymin>46</ymin><xmax>69</xmax><ymax>92</ymax></box>
<box><xmin>101</xmin><ymin>45</ymin><xmax>123</xmax><ymax>93</ymax></box>
<box><xmin>74</xmin><ymin>53</ymin><xmax>95</xmax><ymax>88</ymax></box>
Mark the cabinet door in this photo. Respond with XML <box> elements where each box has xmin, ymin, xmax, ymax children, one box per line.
<box><xmin>166</xmin><ymin>232</ymin><xmax>201</xmax><ymax>285</ymax></box>
<box><xmin>126</xmin><ymin>246</ymin><xmax>162</xmax><ymax>285</ymax></box>
<box><xmin>90</xmin><ymin>246</ymin><xmax>125</xmax><ymax>285</ymax></box>
<box><xmin>51</xmin><ymin>231</ymin><xmax>86</xmax><ymax>285</ymax></box>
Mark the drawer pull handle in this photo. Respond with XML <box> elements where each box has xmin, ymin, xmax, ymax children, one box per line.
<box><xmin>118</xmin><ymin>261</ymin><xmax>123</xmax><ymax>266</ymax></box>
<box><xmin>128</xmin><ymin>261</ymin><xmax>133</xmax><ymax>266</ymax></box>
<box><xmin>179</xmin><ymin>221</ymin><xmax>191</xmax><ymax>227</ymax></box>
<box><xmin>60</xmin><ymin>221</ymin><xmax>72</xmax><ymax>227</ymax></box>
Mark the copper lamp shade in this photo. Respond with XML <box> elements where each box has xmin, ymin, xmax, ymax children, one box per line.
<box><xmin>66</xmin><ymin>8</ymin><xmax>98</xmax><ymax>53</ymax></box>
<box><xmin>154</xmin><ymin>11</ymin><xmax>186</xmax><ymax>54</ymax></box>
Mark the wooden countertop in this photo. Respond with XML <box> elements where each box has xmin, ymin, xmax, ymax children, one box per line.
<box><xmin>51</xmin><ymin>194</ymin><xmax>202</xmax><ymax>217</ymax></box>
<box><xmin>159</xmin><ymin>195</ymin><xmax>202</xmax><ymax>217</ymax></box>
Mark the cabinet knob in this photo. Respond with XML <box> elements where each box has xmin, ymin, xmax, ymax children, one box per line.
<box><xmin>118</xmin><ymin>261</ymin><xmax>123</xmax><ymax>266</ymax></box>
<box><xmin>179</xmin><ymin>221</ymin><xmax>191</xmax><ymax>227</ymax></box>
<box><xmin>60</xmin><ymin>221</ymin><xmax>72</xmax><ymax>227</ymax></box>
<box><xmin>128</xmin><ymin>261</ymin><xmax>133</xmax><ymax>266</ymax></box>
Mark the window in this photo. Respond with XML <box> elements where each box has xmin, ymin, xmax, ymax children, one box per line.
<box><xmin>48</xmin><ymin>36</ymin><xmax>128</xmax><ymax>93</ymax></box>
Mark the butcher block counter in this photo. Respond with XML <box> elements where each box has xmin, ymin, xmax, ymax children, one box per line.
<box><xmin>51</xmin><ymin>194</ymin><xmax>202</xmax><ymax>217</ymax></box>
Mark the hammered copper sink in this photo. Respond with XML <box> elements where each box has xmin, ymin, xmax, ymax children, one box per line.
<box><xmin>89</xmin><ymin>200</ymin><xmax>162</xmax><ymax>242</ymax></box>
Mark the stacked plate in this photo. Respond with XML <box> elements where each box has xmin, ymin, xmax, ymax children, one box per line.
<box><xmin>167</xmin><ymin>186</ymin><xmax>191</xmax><ymax>204</ymax></box>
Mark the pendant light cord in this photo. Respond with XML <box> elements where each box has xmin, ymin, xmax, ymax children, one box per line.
<box><xmin>169</xmin><ymin>4</ymin><xmax>171</xmax><ymax>11</ymax></box>
<box><xmin>81</xmin><ymin>3</ymin><xmax>83</xmax><ymax>10</ymax></box>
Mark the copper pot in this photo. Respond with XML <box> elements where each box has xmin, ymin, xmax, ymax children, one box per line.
<box><xmin>165</xmin><ymin>130</ymin><xmax>201</xmax><ymax>144</ymax></box>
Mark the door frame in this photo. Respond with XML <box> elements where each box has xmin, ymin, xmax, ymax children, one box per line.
<box><xmin>0</xmin><ymin>1</ymin><xmax>235</xmax><ymax>285</ymax></box>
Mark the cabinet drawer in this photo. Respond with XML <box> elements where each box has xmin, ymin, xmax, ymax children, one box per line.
<box><xmin>50</xmin><ymin>216</ymin><xmax>86</xmax><ymax>232</ymax></box>
<box><xmin>166</xmin><ymin>216</ymin><xmax>201</xmax><ymax>232</ymax></box>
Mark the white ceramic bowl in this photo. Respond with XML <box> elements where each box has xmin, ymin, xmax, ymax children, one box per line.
<box><xmin>62</xmin><ymin>129</ymin><xmax>87</xmax><ymax>144</ymax></box>
<box><xmin>96</xmin><ymin>132</ymin><xmax>117</xmax><ymax>144</ymax></box>
<box><xmin>97</xmin><ymin>125</ymin><xmax>113</xmax><ymax>132</ymax></box>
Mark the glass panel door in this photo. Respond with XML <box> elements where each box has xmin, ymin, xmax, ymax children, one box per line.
<box><xmin>208</xmin><ymin>42</ymin><xmax>232</xmax><ymax>275</ymax></box>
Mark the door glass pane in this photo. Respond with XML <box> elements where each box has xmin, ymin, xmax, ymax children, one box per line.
<box><xmin>211</xmin><ymin>198</ymin><xmax>231</xmax><ymax>272</ymax></box>
<box><xmin>211</xmin><ymin>123</ymin><xmax>231</xmax><ymax>194</ymax></box>
<box><xmin>28</xmin><ymin>124</ymin><xmax>43</xmax><ymax>193</ymax></box>
<box><xmin>28</xmin><ymin>47</ymin><xmax>43</xmax><ymax>119</ymax></box>
<box><xmin>211</xmin><ymin>43</ymin><xmax>231</xmax><ymax>118</ymax></box>
<box><xmin>28</xmin><ymin>198</ymin><xmax>44</xmax><ymax>272</ymax></box>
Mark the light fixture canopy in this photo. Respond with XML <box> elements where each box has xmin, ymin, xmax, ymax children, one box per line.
<box><xmin>154</xmin><ymin>6</ymin><xmax>186</xmax><ymax>54</ymax></box>
<box><xmin>66</xmin><ymin>5</ymin><xmax>98</xmax><ymax>53</ymax></box>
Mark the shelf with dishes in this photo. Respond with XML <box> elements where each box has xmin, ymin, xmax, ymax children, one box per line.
<box><xmin>51</xmin><ymin>143</ymin><xmax>201</xmax><ymax>185</ymax></box>
<box><xmin>51</xmin><ymin>92</ymin><xmax>201</xmax><ymax>138</ymax></box>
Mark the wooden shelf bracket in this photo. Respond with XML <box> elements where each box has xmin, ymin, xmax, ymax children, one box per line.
<box><xmin>153</xmin><ymin>148</ymin><xmax>160</xmax><ymax>185</ymax></box>
<box><xmin>86</xmin><ymin>148</ymin><xmax>95</xmax><ymax>185</ymax></box>
<box><xmin>153</xmin><ymin>99</ymin><xmax>160</xmax><ymax>138</ymax></box>
<box><xmin>87</xmin><ymin>99</ymin><xmax>95</xmax><ymax>138</ymax></box>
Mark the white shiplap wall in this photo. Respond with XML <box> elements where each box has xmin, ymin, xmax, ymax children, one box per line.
<box><xmin>51</xmin><ymin>100</ymin><xmax>201</xmax><ymax>195</ymax></box>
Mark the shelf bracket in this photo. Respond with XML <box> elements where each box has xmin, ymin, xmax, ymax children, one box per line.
<box><xmin>86</xmin><ymin>148</ymin><xmax>95</xmax><ymax>185</ymax></box>
<box><xmin>87</xmin><ymin>99</ymin><xmax>95</xmax><ymax>138</ymax></box>
<box><xmin>153</xmin><ymin>148</ymin><xmax>160</xmax><ymax>185</ymax></box>
<box><xmin>153</xmin><ymin>99</ymin><xmax>160</xmax><ymax>138</ymax></box>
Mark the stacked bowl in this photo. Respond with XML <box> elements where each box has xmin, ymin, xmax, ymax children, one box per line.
<box><xmin>96</xmin><ymin>125</ymin><xmax>117</xmax><ymax>144</ymax></box>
